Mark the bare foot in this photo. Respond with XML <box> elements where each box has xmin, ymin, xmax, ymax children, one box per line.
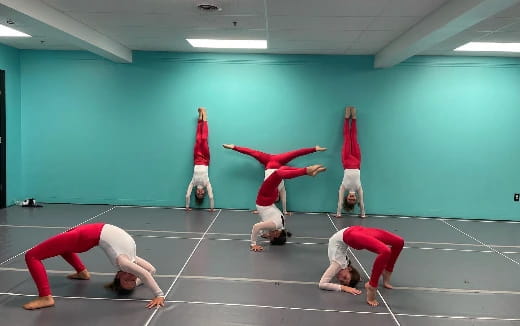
<box><xmin>23</xmin><ymin>296</ymin><xmax>55</xmax><ymax>310</ymax></box>
<box><xmin>306</xmin><ymin>165</ymin><xmax>320</xmax><ymax>175</ymax></box>
<box><xmin>351</xmin><ymin>107</ymin><xmax>357</xmax><ymax>119</ymax></box>
<box><xmin>200</xmin><ymin>108</ymin><xmax>207</xmax><ymax>121</ymax></box>
<box><xmin>222</xmin><ymin>144</ymin><xmax>235</xmax><ymax>149</ymax></box>
<box><xmin>315</xmin><ymin>166</ymin><xmax>327</xmax><ymax>175</ymax></box>
<box><xmin>306</xmin><ymin>164</ymin><xmax>327</xmax><ymax>176</ymax></box>
<box><xmin>252</xmin><ymin>210</ymin><xmax>259</xmax><ymax>214</ymax></box>
<box><xmin>383</xmin><ymin>270</ymin><xmax>393</xmax><ymax>289</ymax></box>
<box><xmin>67</xmin><ymin>269</ymin><xmax>90</xmax><ymax>280</ymax></box>
<box><xmin>345</xmin><ymin>106</ymin><xmax>351</xmax><ymax>119</ymax></box>
<box><xmin>315</xmin><ymin>145</ymin><xmax>327</xmax><ymax>152</ymax></box>
<box><xmin>365</xmin><ymin>282</ymin><xmax>379</xmax><ymax>307</ymax></box>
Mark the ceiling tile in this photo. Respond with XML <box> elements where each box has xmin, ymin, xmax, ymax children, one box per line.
<box><xmin>270</xmin><ymin>30</ymin><xmax>361</xmax><ymax>42</ymax></box>
<box><xmin>357</xmin><ymin>30</ymin><xmax>402</xmax><ymax>43</ymax></box>
<box><xmin>366</xmin><ymin>16</ymin><xmax>421</xmax><ymax>31</ymax></box>
<box><xmin>469</xmin><ymin>18</ymin><xmax>520</xmax><ymax>32</ymax></box>
<box><xmin>68</xmin><ymin>12</ymin><xmax>266</xmax><ymax>29</ymax></box>
<box><xmin>479</xmin><ymin>31</ymin><xmax>520</xmax><ymax>42</ymax></box>
<box><xmin>266</xmin><ymin>0</ymin><xmax>388</xmax><ymax>17</ymax></box>
<box><xmin>269</xmin><ymin>15</ymin><xmax>374</xmax><ymax>31</ymax></box>
<box><xmin>43</xmin><ymin>0</ymin><xmax>265</xmax><ymax>15</ymax></box>
<box><xmin>421</xmin><ymin>30</ymin><xmax>490</xmax><ymax>52</ymax></box>
<box><xmin>380</xmin><ymin>0</ymin><xmax>448</xmax><ymax>17</ymax></box>
<box><xmin>494</xmin><ymin>2</ymin><xmax>520</xmax><ymax>18</ymax></box>
<box><xmin>2</xmin><ymin>0</ymin><xmax>517</xmax><ymax>58</ymax></box>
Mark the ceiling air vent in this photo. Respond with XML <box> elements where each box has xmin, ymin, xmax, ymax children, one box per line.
<box><xmin>197</xmin><ymin>1</ymin><xmax>222</xmax><ymax>11</ymax></box>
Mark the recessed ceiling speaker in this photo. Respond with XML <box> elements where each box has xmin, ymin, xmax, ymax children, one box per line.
<box><xmin>197</xmin><ymin>1</ymin><xmax>222</xmax><ymax>11</ymax></box>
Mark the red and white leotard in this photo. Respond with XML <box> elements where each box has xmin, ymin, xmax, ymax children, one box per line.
<box><xmin>25</xmin><ymin>223</ymin><xmax>164</xmax><ymax>297</ymax></box>
<box><xmin>232</xmin><ymin>146</ymin><xmax>317</xmax><ymax>213</ymax></box>
<box><xmin>251</xmin><ymin>167</ymin><xmax>307</xmax><ymax>246</ymax></box>
<box><xmin>186</xmin><ymin>118</ymin><xmax>214</xmax><ymax>209</ymax></box>
<box><xmin>319</xmin><ymin>226</ymin><xmax>404</xmax><ymax>290</ymax></box>
<box><xmin>185</xmin><ymin>165</ymin><xmax>214</xmax><ymax>208</ymax></box>
<box><xmin>337</xmin><ymin>118</ymin><xmax>365</xmax><ymax>216</ymax></box>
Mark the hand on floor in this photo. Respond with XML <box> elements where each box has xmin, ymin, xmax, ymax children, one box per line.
<box><xmin>250</xmin><ymin>244</ymin><xmax>264</xmax><ymax>252</ymax></box>
<box><xmin>146</xmin><ymin>296</ymin><xmax>165</xmax><ymax>309</ymax></box>
<box><xmin>341</xmin><ymin>285</ymin><xmax>362</xmax><ymax>295</ymax></box>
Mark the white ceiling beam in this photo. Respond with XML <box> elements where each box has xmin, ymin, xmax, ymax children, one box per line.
<box><xmin>0</xmin><ymin>0</ymin><xmax>132</xmax><ymax>63</ymax></box>
<box><xmin>374</xmin><ymin>0</ymin><xmax>520</xmax><ymax>68</ymax></box>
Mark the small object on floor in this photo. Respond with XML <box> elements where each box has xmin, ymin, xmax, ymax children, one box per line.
<box><xmin>19</xmin><ymin>198</ymin><xmax>43</xmax><ymax>207</ymax></box>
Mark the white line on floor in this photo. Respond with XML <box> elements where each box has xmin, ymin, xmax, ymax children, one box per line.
<box><xmin>131</xmin><ymin>235</ymin><xmax>520</xmax><ymax>254</ymax></box>
<box><xmin>3</xmin><ymin>226</ymin><xmax>518</xmax><ymax>248</ymax></box>
<box><xmin>394</xmin><ymin>312</ymin><xmax>520</xmax><ymax>321</ymax></box>
<box><xmin>2</xmin><ymin>267</ymin><xmax>519</xmax><ymax>295</ymax></box>
<box><xmin>0</xmin><ymin>292</ymin><xmax>145</xmax><ymax>302</ymax></box>
<box><xmin>0</xmin><ymin>292</ymin><xmax>392</xmax><ymax>315</ymax></box>
<box><xmin>441</xmin><ymin>219</ymin><xmax>520</xmax><ymax>266</ymax></box>
<box><xmin>1</xmin><ymin>223</ymin><xmax>516</xmax><ymax>255</ymax></box>
<box><xmin>143</xmin><ymin>208</ymin><xmax>222</xmax><ymax>326</ymax></box>
<box><xmin>108</xmin><ymin>206</ymin><xmax>520</xmax><ymax>223</ymax></box>
<box><xmin>3</xmin><ymin>292</ymin><xmax>517</xmax><ymax>322</ymax></box>
<box><xmin>0</xmin><ymin>225</ymin><xmax>67</xmax><ymax>229</ymax></box>
<box><xmin>391</xmin><ymin>286</ymin><xmax>520</xmax><ymax>295</ymax></box>
<box><xmin>166</xmin><ymin>299</ymin><xmax>391</xmax><ymax>315</ymax></box>
<box><xmin>115</xmin><ymin>206</ymin><xmax>186</xmax><ymax>210</ymax></box>
<box><xmin>131</xmin><ymin>233</ymin><xmax>518</xmax><ymax>253</ymax></box>
<box><xmin>406</xmin><ymin>241</ymin><xmax>520</xmax><ymax>249</ymax></box>
<box><xmin>170</xmin><ymin>300</ymin><xmax>520</xmax><ymax>321</ymax></box>
<box><xmin>0</xmin><ymin>207</ymin><xmax>115</xmax><ymax>266</ymax></box>
<box><xmin>369</xmin><ymin>215</ymin><xmax>520</xmax><ymax>224</ymax></box>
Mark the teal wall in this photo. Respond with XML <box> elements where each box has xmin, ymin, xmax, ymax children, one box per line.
<box><xmin>19</xmin><ymin>51</ymin><xmax>520</xmax><ymax>220</ymax></box>
<box><xmin>0</xmin><ymin>43</ymin><xmax>21</xmax><ymax>206</ymax></box>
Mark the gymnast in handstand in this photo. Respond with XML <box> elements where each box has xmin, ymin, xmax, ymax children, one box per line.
<box><xmin>336</xmin><ymin>106</ymin><xmax>365</xmax><ymax>218</ymax></box>
<box><xmin>186</xmin><ymin>107</ymin><xmax>214</xmax><ymax>211</ymax></box>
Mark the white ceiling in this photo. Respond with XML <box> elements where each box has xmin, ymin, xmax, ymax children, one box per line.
<box><xmin>0</xmin><ymin>0</ymin><xmax>520</xmax><ymax>66</ymax></box>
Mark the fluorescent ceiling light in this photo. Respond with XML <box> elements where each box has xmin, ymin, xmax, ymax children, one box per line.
<box><xmin>454</xmin><ymin>42</ymin><xmax>520</xmax><ymax>53</ymax></box>
<box><xmin>186</xmin><ymin>39</ymin><xmax>267</xmax><ymax>49</ymax></box>
<box><xmin>0</xmin><ymin>24</ymin><xmax>31</xmax><ymax>37</ymax></box>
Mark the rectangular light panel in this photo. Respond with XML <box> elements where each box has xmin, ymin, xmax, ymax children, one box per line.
<box><xmin>454</xmin><ymin>42</ymin><xmax>520</xmax><ymax>53</ymax></box>
<box><xmin>186</xmin><ymin>39</ymin><xmax>267</xmax><ymax>49</ymax></box>
<box><xmin>0</xmin><ymin>25</ymin><xmax>31</xmax><ymax>37</ymax></box>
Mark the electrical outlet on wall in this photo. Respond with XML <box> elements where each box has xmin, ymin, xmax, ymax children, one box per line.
<box><xmin>514</xmin><ymin>194</ymin><xmax>519</xmax><ymax>202</ymax></box>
